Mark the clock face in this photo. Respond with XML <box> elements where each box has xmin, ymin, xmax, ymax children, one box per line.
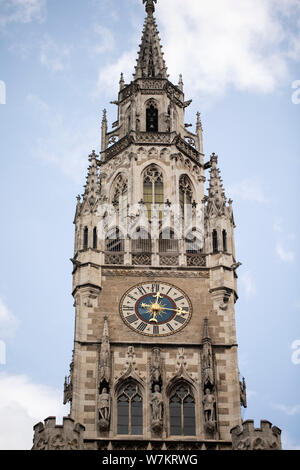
<box><xmin>119</xmin><ymin>282</ymin><xmax>192</xmax><ymax>337</ymax></box>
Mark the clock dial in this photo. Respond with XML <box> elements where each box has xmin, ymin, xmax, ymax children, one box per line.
<box><xmin>119</xmin><ymin>282</ymin><xmax>192</xmax><ymax>337</ymax></box>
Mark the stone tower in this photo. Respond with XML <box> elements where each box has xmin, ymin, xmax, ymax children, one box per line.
<box><xmin>32</xmin><ymin>0</ymin><xmax>282</xmax><ymax>451</ymax></box>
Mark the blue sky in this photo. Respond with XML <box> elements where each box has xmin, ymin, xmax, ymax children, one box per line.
<box><xmin>0</xmin><ymin>0</ymin><xmax>299</xmax><ymax>449</ymax></box>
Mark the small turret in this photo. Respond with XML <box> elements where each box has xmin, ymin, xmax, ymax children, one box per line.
<box><xmin>231</xmin><ymin>420</ymin><xmax>282</xmax><ymax>450</ymax></box>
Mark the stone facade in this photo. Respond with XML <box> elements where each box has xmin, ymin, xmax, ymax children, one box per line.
<box><xmin>32</xmin><ymin>0</ymin><xmax>282</xmax><ymax>451</ymax></box>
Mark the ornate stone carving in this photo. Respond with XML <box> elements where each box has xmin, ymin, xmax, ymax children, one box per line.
<box><xmin>32</xmin><ymin>417</ymin><xmax>85</xmax><ymax>450</ymax></box>
<box><xmin>231</xmin><ymin>420</ymin><xmax>282</xmax><ymax>450</ymax></box>
<box><xmin>132</xmin><ymin>253</ymin><xmax>151</xmax><ymax>265</ymax></box>
<box><xmin>102</xmin><ymin>269</ymin><xmax>209</xmax><ymax>278</ymax></box>
<box><xmin>63</xmin><ymin>355</ymin><xmax>73</xmax><ymax>405</ymax></box>
<box><xmin>151</xmin><ymin>348</ymin><xmax>162</xmax><ymax>384</ymax></box>
<box><xmin>240</xmin><ymin>377</ymin><xmax>247</xmax><ymax>408</ymax></box>
<box><xmin>98</xmin><ymin>387</ymin><xmax>111</xmax><ymax>432</ymax></box>
<box><xmin>159</xmin><ymin>255</ymin><xmax>179</xmax><ymax>266</ymax></box>
<box><xmin>104</xmin><ymin>253</ymin><xmax>124</xmax><ymax>265</ymax></box>
<box><xmin>203</xmin><ymin>388</ymin><xmax>216</xmax><ymax>434</ymax></box>
<box><xmin>150</xmin><ymin>384</ymin><xmax>163</xmax><ymax>433</ymax></box>
<box><xmin>99</xmin><ymin>318</ymin><xmax>111</xmax><ymax>383</ymax></box>
<box><xmin>186</xmin><ymin>254</ymin><xmax>206</xmax><ymax>267</ymax></box>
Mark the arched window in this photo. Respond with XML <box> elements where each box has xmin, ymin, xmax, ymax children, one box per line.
<box><xmin>179</xmin><ymin>175</ymin><xmax>193</xmax><ymax>214</ymax></box>
<box><xmin>93</xmin><ymin>227</ymin><xmax>97</xmax><ymax>249</ymax></box>
<box><xmin>222</xmin><ymin>230</ymin><xmax>227</xmax><ymax>252</ymax></box>
<box><xmin>143</xmin><ymin>165</ymin><xmax>164</xmax><ymax>220</ymax></box>
<box><xmin>212</xmin><ymin>230</ymin><xmax>218</xmax><ymax>253</ymax></box>
<box><xmin>146</xmin><ymin>104</ymin><xmax>158</xmax><ymax>132</ymax></box>
<box><xmin>169</xmin><ymin>384</ymin><xmax>196</xmax><ymax>436</ymax></box>
<box><xmin>186</xmin><ymin>230</ymin><xmax>203</xmax><ymax>253</ymax></box>
<box><xmin>83</xmin><ymin>227</ymin><xmax>88</xmax><ymax>250</ymax></box>
<box><xmin>132</xmin><ymin>228</ymin><xmax>152</xmax><ymax>253</ymax></box>
<box><xmin>159</xmin><ymin>229</ymin><xmax>178</xmax><ymax>253</ymax></box>
<box><xmin>105</xmin><ymin>227</ymin><xmax>124</xmax><ymax>252</ymax></box>
<box><xmin>117</xmin><ymin>383</ymin><xmax>143</xmax><ymax>435</ymax></box>
<box><xmin>111</xmin><ymin>174</ymin><xmax>128</xmax><ymax>222</ymax></box>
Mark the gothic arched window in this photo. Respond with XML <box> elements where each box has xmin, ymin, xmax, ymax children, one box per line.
<box><xmin>169</xmin><ymin>384</ymin><xmax>196</xmax><ymax>436</ymax></box>
<box><xmin>186</xmin><ymin>230</ymin><xmax>203</xmax><ymax>253</ymax></box>
<box><xmin>105</xmin><ymin>227</ymin><xmax>124</xmax><ymax>252</ymax></box>
<box><xmin>159</xmin><ymin>228</ymin><xmax>178</xmax><ymax>253</ymax></box>
<box><xmin>132</xmin><ymin>228</ymin><xmax>152</xmax><ymax>253</ymax></box>
<box><xmin>83</xmin><ymin>227</ymin><xmax>88</xmax><ymax>250</ymax></box>
<box><xmin>143</xmin><ymin>165</ymin><xmax>164</xmax><ymax>220</ymax></box>
<box><xmin>212</xmin><ymin>230</ymin><xmax>218</xmax><ymax>253</ymax></box>
<box><xmin>93</xmin><ymin>227</ymin><xmax>97</xmax><ymax>249</ymax></box>
<box><xmin>222</xmin><ymin>230</ymin><xmax>227</xmax><ymax>252</ymax></box>
<box><xmin>117</xmin><ymin>383</ymin><xmax>143</xmax><ymax>435</ymax></box>
<box><xmin>111</xmin><ymin>174</ymin><xmax>128</xmax><ymax>222</ymax></box>
<box><xmin>179</xmin><ymin>175</ymin><xmax>193</xmax><ymax>214</ymax></box>
<box><xmin>146</xmin><ymin>104</ymin><xmax>158</xmax><ymax>132</ymax></box>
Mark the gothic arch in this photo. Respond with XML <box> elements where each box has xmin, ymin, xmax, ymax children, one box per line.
<box><xmin>109</xmin><ymin>173</ymin><xmax>128</xmax><ymax>211</ymax></box>
<box><xmin>166</xmin><ymin>379</ymin><xmax>197</xmax><ymax>437</ymax></box>
<box><xmin>115</xmin><ymin>379</ymin><xmax>144</xmax><ymax>436</ymax></box>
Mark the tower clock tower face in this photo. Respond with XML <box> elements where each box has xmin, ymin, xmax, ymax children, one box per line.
<box><xmin>120</xmin><ymin>282</ymin><xmax>192</xmax><ymax>337</ymax></box>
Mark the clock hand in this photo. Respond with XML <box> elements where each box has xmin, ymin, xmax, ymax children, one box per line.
<box><xmin>141</xmin><ymin>302</ymin><xmax>188</xmax><ymax>316</ymax></box>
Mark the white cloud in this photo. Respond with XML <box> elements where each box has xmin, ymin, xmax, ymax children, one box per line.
<box><xmin>0</xmin><ymin>373</ymin><xmax>66</xmax><ymax>450</ymax></box>
<box><xmin>240</xmin><ymin>271</ymin><xmax>257</xmax><ymax>300</ymax></box>
<box><xmin>276</xmin><ymin>242</ymin><xmax>295</xmax><ymax>263</ymax></box>
<box><xmin>272</xmin><ymin>403</ymin><xmax>300</xmax><ymax>416</ymax></box>
<box><xmin>96</xmin><ymin>49</ymin><xmax>137</xmax><ymax>97</ymax></box>
<box><xmin>158</xmin><ymin>0</ymin><xmax>300</xmax><ymax>100</ymax></box>
<box><xmin>98</xmin><ymin>0</ymin><xmax>300</xmax><ymax>102</ymax></box>
<box><xmin>228</xmin><ymin>177</ymin><xmax>268</xmax><ymax>203</ymax></box>
<box><xmin>93</xmin><ymin>25</ymin><xmax>115</xmax><ymax>55</ymax></box>
<box><xmin>26</xmin><ymin>93</ymin><xmax>98</xmax><ymax>182</ymax></box>
<box><xmin>40</xmin><ymin>35</ymin><xmax>71</xmax><ymax>73</ymax></box>
<box><xmin>0</xmin><ymin>0</ymin><xmax>46</xmax><ymax>31</ymax></box>
<box><xmin>0</xmin><ymin>296</ymin><xmax>18</xmax><ymax>339</ymax></box>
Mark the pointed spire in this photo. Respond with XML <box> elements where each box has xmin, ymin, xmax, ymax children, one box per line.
<box><xmin>119</xmin><ymin>73</ymin><xmax>124</xmax><ymax>90</ymax></box>
<box><xmin>134</xmin><ymin>1</ymin><xmax>167</xmax><ymax>79</ymax></box>
<box><xmin>101</xmin><ymin>109</ymin><xmax>107</xmax><ymax>153</ymax></box>
<box><xmin>178</xmin><ymin>74</ymin><xmax>184</xmax><ymax>91</ymax></box>
<box><xmin>206</xmin><ymin>153</ymin><xmax>227</xmax><ymax>217</ymax></box>
<box><xmin>83</xmin><ymin>150</ymin><xmax>100</xmax><ymax>202</ymax></box>
<box><xmin>202</xmin><ymin>318</ymin><xmax>211</xmax><ymax>343</ymax></box>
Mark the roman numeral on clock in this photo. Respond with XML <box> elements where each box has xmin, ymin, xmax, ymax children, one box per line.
<box><xmin>127</xmin><ymin>294</ymin><xmax>137</xmax><ymax>302</ymax></box>
<box><xmin>174</xmin><ymin>295</ymin><xmax>184</xmax><ymax>302</ymax></box>
<box><xmin>152</xmin><ymin>283</ymin><xmax>160</xmax><ymax>293</ymax></box>
<box><xmin>123</xmin><ymin>306</ymin><xmax>134</xmax><ymax>311</ymax></box>
<box><xmin>166</xmin><ymin>323</ymin><xmax>174</xmax><ymax>332</ymax></box>
<box><xmin>174</xmin><ymin>315</ymin><xmax>186</xmax><ymax>324</ymax></box>
<box><xmin>153</xmin><ymin>325</ymin><xmax>159</xmax><ymax>335</ymax></box>
<box><xmin>137</xmin><ymin>322</ymin><xmax>147</xmax><ymax>332</ymax></box>
<box><xmin>137</xmin><ymin>286</ymin><xmax>147</xmax><ymax>295</ymax></box>
<box><xmin>126</xmin><ymin>314</ymin><xmax>139</xmax><ymax>324</ymax></box>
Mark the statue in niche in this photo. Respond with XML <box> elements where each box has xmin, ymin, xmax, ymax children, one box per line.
<box><xmin>202</xmin><ymin>342</ymin><xmax>214</xmax><ymax>388</ymax></box>
<box><xmin>203</xmin><ymin>388</ymin><xmax>215</xmax><ymax>423</ymax></box>
<box><xmin>151</xmin><ymin>348</ymin><xmax>161</xmax><ymax>384</ymax></box>
<box><xmin>98</xmin><ymin>387</ymin><xmax>110</xmax><ymax>431</ymax></box>
<box><xmin>150</xmin><ymin>384</ymin><xmax>163</xmax><ymax>433</ymax></box>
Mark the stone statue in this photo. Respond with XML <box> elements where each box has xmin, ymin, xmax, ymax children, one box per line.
<box><xmin>151</xmin><ymin>384</ymin><xmax>163</xmax><ymax>421</ymax></box>
<box><xmin>203</xmin><ymin>388</ymin><xmax>215</xmax><ymax>423</ymax></box>
<box><xmin>151</xmin><ymin>348</ymin><xmax>161</xmax><ymax>384</ymax></box>
<box><xmin>202</xmin><ymin>342</ymin><xmax>214</xmax><ymax>387</ymax></box>
<box><xmin>98</xmin><ymin>388</ymin><xmax>110</xmax><ymax>428</ymax></box>
<box><xmin>240</xmin><ymin>377</ymin><xmax>247</xmax><ymax>408</ymax></box>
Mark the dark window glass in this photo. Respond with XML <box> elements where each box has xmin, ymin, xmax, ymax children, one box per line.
<box><xmin>213</xmin><ymin>230</ymin><xmax>218</xmax><ymax>253</ymax></box>
<box><xmin>117</xmin><ymin>383</ymin><xmax>143</xmax><ymax>435</ymax></box>
<box><xmin>117</xmin><ymin>396</ymin><xmax>129</xmax><ymax>434</ymax></box>
<box><xmin>222</xmin><ymin>230</ymin><xmax>227</xmax><ymax>252</ymax></box>
<box><xmin>83</xmin><ymin>227</ymin><xmax>88</xmax><ymax>250</ymax></box>
<box><xmin>170</xmin><ymin>398</ymin><xmax>181</xmax><ymax>436</ymax></box>
<box><xmin>146</xmin><ymin>104</ymin><xmax>158</xmax><ymax>132</ymax></box>
<box><xmin>170</xmin><ymin>384</ymin><xmax>196</xmax><ymax>436</ymax></box>
<box><xmin>93</xmin><ymin>227</ymin><xmax>97</xmax><ymax>249</ymax></box>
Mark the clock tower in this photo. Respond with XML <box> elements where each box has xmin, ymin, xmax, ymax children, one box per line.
<box><xmin>32</xmin><ymin>0</ymin><xmax>282</xmax><ymax>451</ymax></box>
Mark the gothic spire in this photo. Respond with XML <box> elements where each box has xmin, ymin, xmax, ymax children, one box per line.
<box><xmin>206</xmin><ymin>153</ymin><xmax>227</xmax><ymax>217</ymax></box>
<box><xmin>83</xmin><ymin>150</ymin><xmax>101</xmax><ymax>204</ymax></box>
<box><xmin>134</xmin><ymin>0</ymin><xmax>168</xmax><ymax>79</ymax></box>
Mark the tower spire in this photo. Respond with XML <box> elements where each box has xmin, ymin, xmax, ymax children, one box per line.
<box><xmin>206</xmin><ymin>153</ymin><xmax>227</xmax><ymax>217</ymax></box>
<box><xmin>134</xmin><ymin>0</ymin><xmax>167</xmax><ymax>79</ymax></box>
<box><xmin>83</xmin><ymin>150</ymin><xmax>100</xmax><ymax>204</ymax></box>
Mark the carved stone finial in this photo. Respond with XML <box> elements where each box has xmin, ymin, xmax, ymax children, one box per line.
<box><xmin>143</xmin><ymin>0</ymin><xmax>157</xmax><ymax>15</ymax></box>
